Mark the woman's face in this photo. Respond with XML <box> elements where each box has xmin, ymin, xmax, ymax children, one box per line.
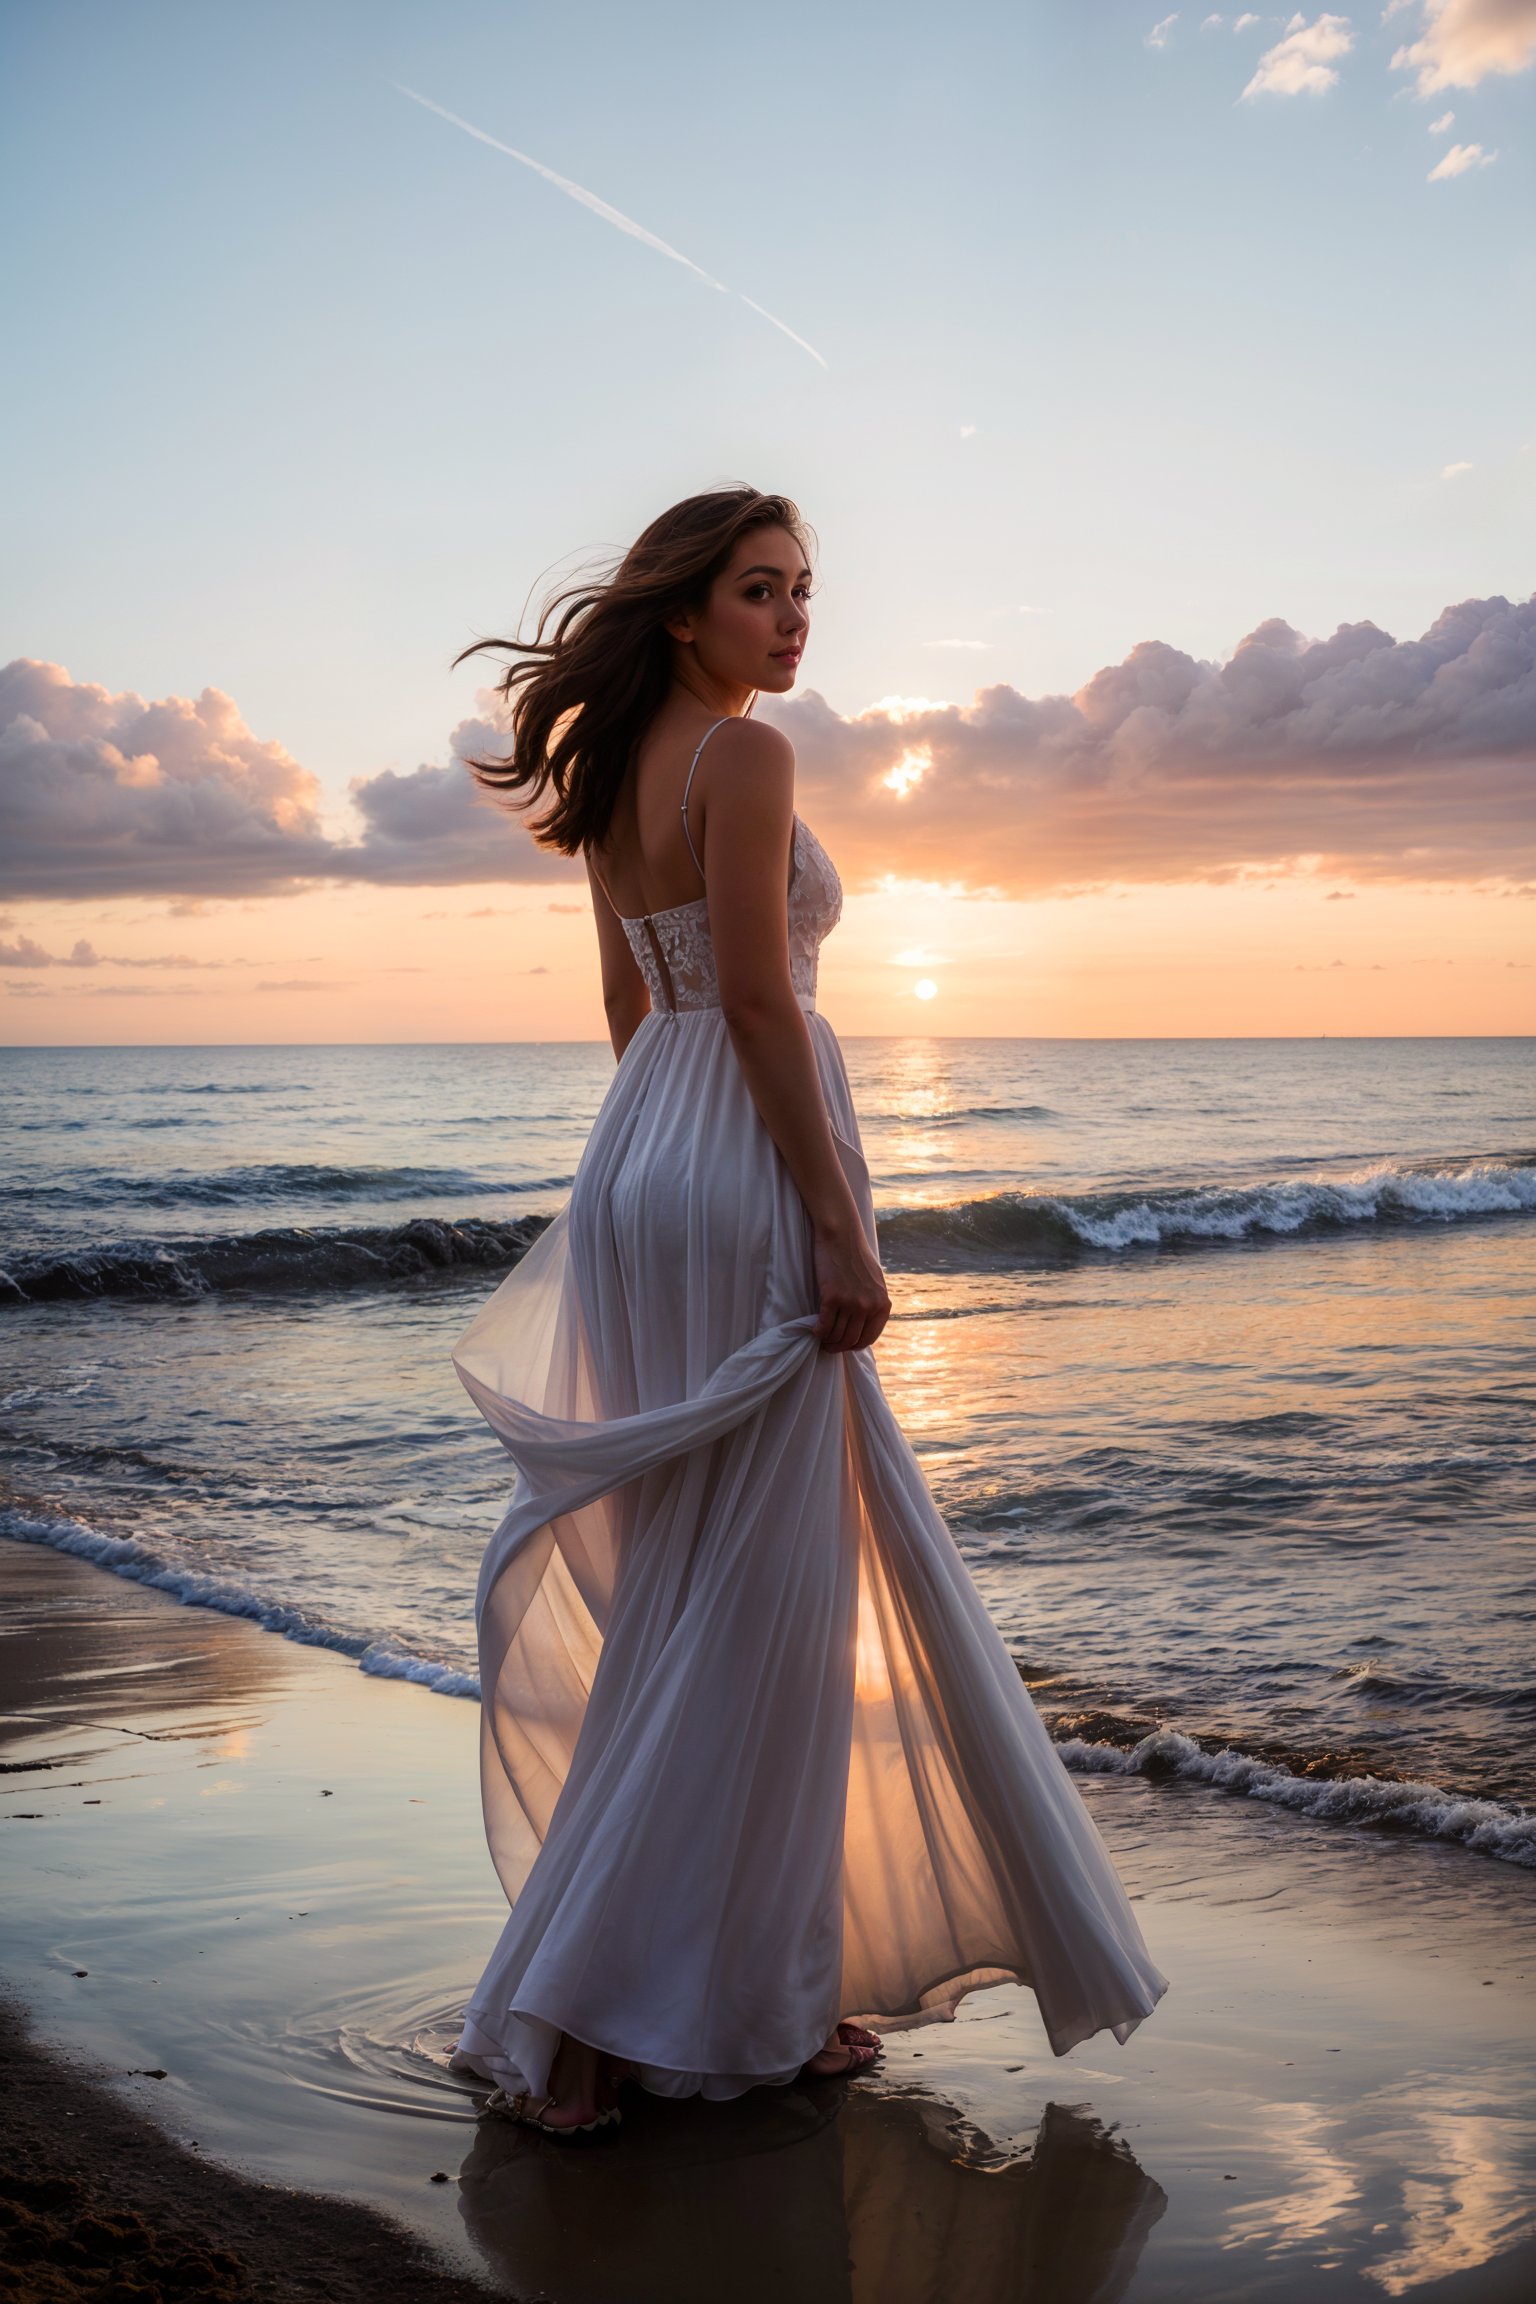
<box><xmin>672</xmin><ymin>525</ymin><xmax>812</xmax><ymax>694</ymax></box>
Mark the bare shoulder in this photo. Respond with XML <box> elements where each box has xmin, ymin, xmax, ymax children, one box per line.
<box><xmin>705</xmin><ymin>716</ymin><xmax>793</xmax><ymax>771</ymax></box>
<box><xmin>697</xmin><ymin>717</ymin><xmax>795</xmax><ymax>810</ymax></box>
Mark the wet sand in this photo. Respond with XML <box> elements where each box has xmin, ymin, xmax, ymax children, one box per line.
<box><xmin>0</xmin><ymin>1993</ymin><xmax>494</xmax><ymax>2304</ymax></box>
<box><xmin>2</xmin><ymin>1539</ymin><xmax>1533</xmax><ymax>2303</ymax></box>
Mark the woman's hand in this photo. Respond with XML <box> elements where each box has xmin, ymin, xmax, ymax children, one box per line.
<box><xmin>813</xmin><ymin>1219</ymin><xmax>891</xmax><ymax>1354</ymax></box>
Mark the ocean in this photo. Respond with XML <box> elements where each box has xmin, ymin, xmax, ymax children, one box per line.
<box><xmin>3</xmin><ymin>1036</ymin><xmax>1533</xmax><ymax>1866</ymax></box>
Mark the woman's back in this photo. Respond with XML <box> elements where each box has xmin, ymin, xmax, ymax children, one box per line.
<box><xmin>590</xmin><ymin>709</ymin><xmax>723</xmax><ymax>922</ymax></box>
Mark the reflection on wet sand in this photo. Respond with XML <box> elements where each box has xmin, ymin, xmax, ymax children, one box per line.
<box><xmin>1223</xmin><ymin>2074</ymin><xmax>1536</xmax><ymax>2297</ymax></box>
<box><xmin>0</xmin><ymin>1539</ymin><xmax>285</xmax><ymax>1764</ymax></box>
<box><xmin>457</xmin><ymin>2084</ymin><xmax>1165</xmax><ymax>2304</ymax></box>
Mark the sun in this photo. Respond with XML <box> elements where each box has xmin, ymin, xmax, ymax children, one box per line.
<box><xmin>914</xmin><ymin>979</ymin><xmax>938</xmax><ymax>1002</ymax></box>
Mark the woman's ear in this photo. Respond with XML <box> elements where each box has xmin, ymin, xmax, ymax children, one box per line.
<box><xmin>665</xmin><ymin>610</ymin><xmax>696</xmax><ymax>646</ymax></box>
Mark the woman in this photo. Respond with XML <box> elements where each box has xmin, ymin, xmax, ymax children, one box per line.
<box><xmin>449</xmin><ymin>488</ymin><xmax>1166</xmax><ymax>2137</ymax></box>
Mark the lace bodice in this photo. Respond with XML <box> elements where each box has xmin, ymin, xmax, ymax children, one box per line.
<box><xmin>620</xmin><ymin>815</ymin><xmax>842</xmax><ymax>1016</ymax></box>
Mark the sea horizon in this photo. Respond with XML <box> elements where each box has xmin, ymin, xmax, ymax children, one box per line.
<box><xmin>6</xmin><ymin>1029</ymin><xmax>1534</xmax><ymax>1049</ymax></box>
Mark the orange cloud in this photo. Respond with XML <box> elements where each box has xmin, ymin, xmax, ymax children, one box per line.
<box><xmin>767</xmin><ymin>594</ymin><xmax>1536</xmax><ymax>895</ymax></box>
<box><xmin>6</xmin><ymin>593</ymin><xmax>1532</xmax><ymax>907</ymax></box>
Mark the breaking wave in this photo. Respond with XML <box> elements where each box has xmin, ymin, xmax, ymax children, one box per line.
<box><xmin>1058</xmin><ymin>1724</ymin><xmax>1536</xmax><ymax>1868</ymax></box>
<box><xmin>0</xmin><ymin>1215</ymin><xmax>549</xmax><ymax>1306</ymax></box>
<box><xmin>878</xmin><ymin>1153</ymin><xmax>1536</xmax><ymax>1269</ymax></box>
<box><xmin>6</xmin><ymin>1152</ymin><xmax>1533</xmax><ymax>1305</ymax></box>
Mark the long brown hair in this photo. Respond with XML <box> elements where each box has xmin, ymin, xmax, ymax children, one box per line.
<box><xmin>456</xmin><ymin>487</ymin><xmax>811</xmax><ymax>856</ymax></box>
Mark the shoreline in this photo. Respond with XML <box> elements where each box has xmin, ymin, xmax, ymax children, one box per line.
<box><xmin>3</xmin><ymin>1539</ymin><xmax>1535</xmax><ymax>2301</ymax></box>
<box><xmin>6</xmin><ymin>1504</ymin><xmax>1532</xmax><ymax>1869</ymax></box>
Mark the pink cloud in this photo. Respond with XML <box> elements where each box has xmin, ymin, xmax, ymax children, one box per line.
<box><xmin>0</xmin><ymin>663</ymin><xmax>572</xmax><ymax>899</ymax></box>
<box><xmin>6</xmin><ymin>598</ymin><xmax>1533</xmax><ymax>906</ymax></box>
<box><xmin>1392</xmin><ymin>0</ymin><xmax>1536</xmax><ymax>95</ymax></box>
<box><xmin>763</xmin><ymin>594</ymin><xmax>1536</xmax><ymax>895</ymax></box>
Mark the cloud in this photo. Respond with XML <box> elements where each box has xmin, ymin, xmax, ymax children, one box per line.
<box><xmin>1441</xmin><ymin>459</ymin><xmax>1474</xmax><ymax>477</ymax></box>
<box><xmin>0</xmin><ymin>660</ymin><xmax>336</xmax><ymax>899</ymax></box>
<box><xmin>1234</xmin><ymin>9</ymin><xmax>1260</xmax><ymax>23</ymax></box>
<box><xmin>1391</xmin><ymin>0</ymin><xmax>1536</xmax><ymax>93</ymax></box>
<box><xmin>107</xmin><ymin>952</ymin><xmax>232</xmax><ymax>970</ymax></box>
<box><xmin>1148</xmin><ymin>13</ymin><xmax>1179</xmax><ymax>44</ymax></box>
<box><xmin>342</xmin><ymin>758</ymin><xmax>509</xmax><ymax>885</ymax></box>
<box><xmin>0</xmin><ymin>933</ymin><xmax>97</xmax><ymax>968</ymax></box>
<box><xmin>65</xmin><ymin>983</ymin><xmax>207</xmax><ymax>999</ymax></box>
<box><xmin>1243</xmin><ymin>13</ymin><xmax>1355</xmax><ymax>95</ymax></box>
<box><xmin>0</xmin><ymin>662</ymin><xmax>577</xmax><ymax>900</ymax></box>
<box><xmin>1427</xmin><ymin>138</ymin><xmax>1498</xmax><ymax>174</ymax></box>
<box><xmin>0</xmin><ymin>931</ymin><xmax>237</xmax><ymax>970</ymax></box>
<box><xmin>256</xmin><ymin>978</ymin><xmax>347</xmax><ymax>993</ymax></box>
<box><xmin>759</xmin><ymin>593</ymin><xmax>1536</xmax><ymax>896</ymax></box>
<box><xmin>1428</xmin><ymin>106</ymin><xmax>1457</xmax><ymax>126</ymax></box>
<box><xmin>12</xmin><ymin>604</ymin><xmax>1534</xmax><ymax>908</ymax></box>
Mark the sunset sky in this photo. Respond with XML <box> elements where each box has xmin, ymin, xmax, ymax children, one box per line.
<box><xmin>3</xmin><ymin>0</ymin><xmax>1532</xmax><ymax>1042</ymax></box>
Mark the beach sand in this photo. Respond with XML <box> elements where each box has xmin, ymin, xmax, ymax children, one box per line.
<box><xmin>2</xmin><ymin>1539</ymin><xmax>1533</xmax><ymax>2304</ymax></box>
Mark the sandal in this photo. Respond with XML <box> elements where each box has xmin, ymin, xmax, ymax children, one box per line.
<box><xmin>837</xmin><ymin>2021</ymin><xmax>883</xmax><ymax>2054</ymax></box>
<box><xmin>482</xmin><ymin>2085</ymin><xmax>621</xmax><ymax>2139</ymax></box>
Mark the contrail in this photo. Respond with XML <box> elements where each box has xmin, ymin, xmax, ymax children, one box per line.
<box><xmin>395</xmin><ymin>85</ymin><xmax>827</xmax><ymax>369</ymax></box>
<box><xmin>734</xmin><ymin>295</ymin><xmax>828</xmax><ymax>371</ymax></box>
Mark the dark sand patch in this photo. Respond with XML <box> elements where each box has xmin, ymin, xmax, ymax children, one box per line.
<box><xmin>0</xmin><ymin>1995</ymin><xmax>495</xmax><ymax>2304</ymax></box>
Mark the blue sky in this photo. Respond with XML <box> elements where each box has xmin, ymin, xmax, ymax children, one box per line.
<box><xmin>4</xmin><ymin>0</ymin><xmax>1530</xmax><ymax>790</ymax></box>
<box><xmin>2</xmin><ymin>4</ymin><xmax>1532</xmax><ymax>1045</ymax></box>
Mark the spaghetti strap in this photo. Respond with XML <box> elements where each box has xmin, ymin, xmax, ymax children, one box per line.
<box><xmin>680</xmin><ymin>717</ymin><xmax>730</xmax><ymax>884</ymax></box>
<box><xmin>584</xmin><ymin>852</ymin><xmax>623</xmax><ymax>920</ymax></box>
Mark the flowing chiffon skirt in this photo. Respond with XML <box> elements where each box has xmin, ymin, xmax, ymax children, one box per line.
<box><xmin>451</xmin><ymin>1006</ymin><xmax>1166</xmax><ymax>2104</ymax></box>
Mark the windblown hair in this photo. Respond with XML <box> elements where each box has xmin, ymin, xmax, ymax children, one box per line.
<box><xmin>456</xmin><ymin>487</ymin><xmax>811</xmax><ymax>856</ymax></box>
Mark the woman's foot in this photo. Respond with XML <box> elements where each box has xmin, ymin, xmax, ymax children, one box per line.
<box><xmin>489</xmin><ymin>2087</ymin><xmax>615</xmax><ymax>2139</ymax></box>
<box><xmin>520</xmin><ymin>2031</ymin><xmax>619</xmax><ymax>2132</ymax></box>
<box><xmin>802</xmin><ymin>2025</ymin><xmax>882</xmax><ymax>2080</ymax></box>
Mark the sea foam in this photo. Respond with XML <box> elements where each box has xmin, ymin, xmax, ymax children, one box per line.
<box><xmin>0</xmin><ymin>1511</ymin><xmax>481</xmax><ymax>1700</ymax></box>
<box><xmin>879</xmin><ymin>1154</ymin><xmax>1536</xmax><ymax>1268</ymax></box>
<box><xmin>1058</xmin><ymin>1725</ymin><xmax>1536</xmax><ymax>1868</ymax></box>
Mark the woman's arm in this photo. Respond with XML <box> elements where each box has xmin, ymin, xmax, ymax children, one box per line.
<box><xmin>586</xmin><ymin>858</ymin><xmax>652</xmax><ymax>1060</ymax></box>
<box><xmin>699</xmin><ymin>721</ymin><xmax>890</xmax><ymax>1354</ymax></box>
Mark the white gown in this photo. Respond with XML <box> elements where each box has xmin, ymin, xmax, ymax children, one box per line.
<box><xmin>451</xmin><ymin>808</ymin><xmax>1166</xmax><ymax>2105</ymax></box>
